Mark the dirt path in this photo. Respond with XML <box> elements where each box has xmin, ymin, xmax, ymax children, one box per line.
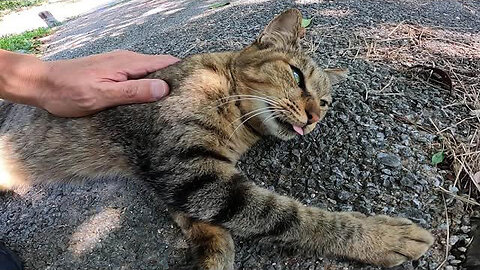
<box><xmin>1</xmin><ymin>0</ymin><xmax>479</xmax><ymax>269</ymax></box>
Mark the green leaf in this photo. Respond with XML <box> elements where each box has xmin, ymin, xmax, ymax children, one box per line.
<box><xmin>209</xmin><ymin>2</ymin><xmax>230</xmax><ymax>9</ymax></box>
<box><xmin>431</xmin><ymin>151</ymin><xmax>444</xmax><ymax>165</ymax></box>
<box><xmin>301</xmin><ymin>18</ymin><xmax>312</xmax><ymax>28</ymax></box>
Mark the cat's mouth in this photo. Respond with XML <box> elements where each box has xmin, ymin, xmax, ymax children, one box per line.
<box><xmin>275</xmin><ymin>119</ymin><xmax>305</xmax><ymax>135</ymax></box>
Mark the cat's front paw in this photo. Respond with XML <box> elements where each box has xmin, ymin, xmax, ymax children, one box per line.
<box><xmin>359</xmin><ymin>215</ymin><xmax>434</xmax><ymax>267</ymax></box>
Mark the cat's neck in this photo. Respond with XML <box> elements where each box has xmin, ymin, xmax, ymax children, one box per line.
<box><xmin>208</xmin><ymin>52</ymin><xmax>263</xmax><ymax>158</ymax></box>
<box><xmin>148</xmin><ymin>51</ymin><xmax>263</xmax><ymax>161</ymax></box>
<box><xmin>192</xmin><ymin>51</ymin><xmax>264</xmax><ymax>159</ymax></box>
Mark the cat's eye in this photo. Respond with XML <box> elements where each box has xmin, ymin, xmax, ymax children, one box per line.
<box><xmin>319</xmin><ymin>99</ymin><xmax>329</xmax><ymax>107</ymax></box>
<box><xmin>293</xmin><ymin>70</ymin><xmax>301</xmax><ymax>85</ymax></box>
<box><xmin>290</xmin><ymin>65</ymin><xmax>305</xmax><ymax>90</ymax></box>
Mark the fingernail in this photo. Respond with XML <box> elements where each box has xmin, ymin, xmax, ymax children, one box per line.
<box><xmin>151</xmin><ymin>80</ymin><xmax>168</xmax><ymax>100</ymax></box>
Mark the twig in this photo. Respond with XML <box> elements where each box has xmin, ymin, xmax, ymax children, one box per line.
<box><xmin>435</xmin><ymin>186</ymin><xmax>480</xmax><ymax>206</ymax></box>
<box><xmin>372</xmin><ymin>92</ymin><xmax>405</xmax><ymax>97</ymax></box>
<box><xmin>435</xmin><ymin>194</ymin><xmax>449</xmax><ymax>270</ymax></box>
<box><xmin>378</xmin><ymin>75</ymin><xmax>395</xmax><ymax>93</ymax></box>
<box><xmin>387</xmin><ymin>20</ymin><xmax>406</xmax><ymax>37</ymax></box>
<box><xmin>352</xmin><ymin>79</ymin><xmax>370</xmax><ymax>101</ymax></box>
<box><xmin>437</xmin><ymin>116</ymin><xmax>477</xmax><ymax>134</ymax></box>
<box><xmin>429</xmin><ymin>118</ymin><xmax>441</xmax><ymax>133</ymax></box>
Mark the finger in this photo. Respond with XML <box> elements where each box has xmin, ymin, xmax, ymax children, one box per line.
<box><xmin>119</xmin><ymin>53</ymin><xmax>181</xmax><ymax>79</ymax></box>
<box><xmin>101</xmin><ymin>79</ymin><xmax>170</xmax><ymax>107</ymax></box>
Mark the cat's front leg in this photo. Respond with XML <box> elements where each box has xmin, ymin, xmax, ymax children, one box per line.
<box><xmin>164</xmin><ymin>172</ymin><xmax>433</xmax><ymax>267</ymax></box>
<box><xmin>293</xmin><ymin>208</ymin><xmax>434</xmax><ymax>267</ymax></box>
<box><xmin>173</xmin><ymin>213</ymin><xmax>234</xmax><ymax>270</ymax></box>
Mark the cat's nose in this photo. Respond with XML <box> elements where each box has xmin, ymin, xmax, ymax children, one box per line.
<box><xmin>306</xmin><ymin>110</ymin><xmax>320</xmax><ymax>124</ymax></box>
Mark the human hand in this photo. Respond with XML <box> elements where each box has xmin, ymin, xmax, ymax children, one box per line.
<box><xmin>37</xmin><ymin>50</ymin><xmax>179</xmax><ymax>117</ymax></box>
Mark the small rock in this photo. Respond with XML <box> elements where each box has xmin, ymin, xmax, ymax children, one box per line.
<box><xmin>381</xmin><ymin>175</ymin><xmax>393</xmax><ymax>187</ymax></box>
<box><xmin>412</xmin><ymin>198</ymin><xmax>422</xmax><ymax>208</ymax></box>
<box><xmin>460</xmin><ymin>226</ymin><xmax>470</xmax><ymax>233</ymax></box>
<box><xmin>449</xmin><ymin>185</ymin><xmax>459</xmax><ymax>193</ymax></box>
<box><xmin>376</xmin><ymin>132</ymin><xmax>385</xmax><ymax>141</ymax></box>
<box><xmin>381</xmin><ymin>169</ymin><xmax>392</xmax><ymax>175</ymax></box>
<box><xmin>338</xmin><ymin>191</ymin><xmax>352</xmax><ymax>201</ymax></box>
<box><xmin>377</xmin><ymin>152</ymin><xmax>402</xmax><ymax>168</ymax></box>
<box><xmin>450</xmin><ymin>260</ymin><xmax>461</xmax><ymax>265</ymax></box>
<box><xmin>400</xmin><ymin>176</ymin><xmax>414</xmax><ymax>187</ymax></box>
<box><xmin>450</xmin><ymin>235</ymin><xmax>460</xmax><ymax>246</ymax></box>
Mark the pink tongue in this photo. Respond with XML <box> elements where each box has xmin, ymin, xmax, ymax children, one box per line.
<box><xmin>292</xmin><ymin>125</ymin><xmax>304</xmax><ymax>135</ymax></box>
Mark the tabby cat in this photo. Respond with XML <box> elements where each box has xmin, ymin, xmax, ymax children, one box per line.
<box><xmin>0</xmin><ymin>9</ymin><xmax>433</xmax><ymax>270</ymax></box>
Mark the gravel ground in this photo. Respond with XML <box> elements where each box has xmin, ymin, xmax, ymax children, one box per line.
<box><xmin>1</xmin><ymin>0</ymin><xmax>479</xmax><ymax>269</ymax></box>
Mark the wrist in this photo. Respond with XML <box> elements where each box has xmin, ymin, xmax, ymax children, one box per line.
<box><xmin>0</xmin><ymin>50</ymin><xmax>49</xmax><ymax>107</ymax></box>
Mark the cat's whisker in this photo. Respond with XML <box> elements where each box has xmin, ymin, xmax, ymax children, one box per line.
<box><xmin>228</xmin><ymin>109</ymin><xmax>273</xmax><ymax>139</ymax></box>
<box><xmin>248</xmin><ymin>90</ymin><xmax>285</xmax><ymax>106</ymax></box>
<box><xmin>213</xmin><ymin>98</ymin><xmax>279</xmax><ymax>109</ymax></box>
<box><xmin>252</xmin><ymin>94</ymin><xmax>283</xmax><ymax>106</ymax></box>
<box><xmin>261</xmin><ymin>110</ymin><xmax>287</xmax><ymax>125</ymax></box>
<box><xmin>261</xmin><ymin>114</ymin><xmax>278</xmax><ymax>125</ymax></box>
<box><xmin>213</xmin><ymin>97</ymin><xmax>282</xmax><ymax>110</ymax></box>
<box><xmin>231</xmin><ymin>106</ymin><xmax>279</xmax><ymax>124</ymax></box>
<box><xmin>261</xmin><ymin>109</ymin><xmax>287</xmax><ymax>123</ymax></box>
<box><xmin>235</xmin><ymin>95</ymin><xmax>286</xmax><ymax>111</ymax></box>
<box><xmin>218</xmin><ymin>94</ymin><xmax>281</xmax><ymax>107</ymax></box>
<box><xmin>222</xmin><ymin>94</ymin><xmax>280</xmax><ymax>104</ymax></box>
<box><xmin>234</xmin><ymin>107</ymin><xmax>278</xmax><ymax>122</ymax></box>
<box><xmin>249</xmin><ymin>92</ymin><xmax>283</xmax><ymax>106</ymax></box>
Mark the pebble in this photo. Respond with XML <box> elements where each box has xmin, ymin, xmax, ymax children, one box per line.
<box><xmin>450</xmin><ymin>260</ymin><xmax>461</xmax><ymax>265</ymax></box>
<box><xmin>400</xmin><ymin>175</ymin><xmax>415</xmax><ymax>187</ymax></box>
<box><xmin>450</xmin><ymin>235</ymin><xmax>460</xmax><ymax>246</ymax></box>
<box><xmin>377</xmin><ymin>152</ymin><xmax>402</xmax><ymax>168</ymax></box>
<box><xmin>337</xmin><ymin>191</ymin><xmax>352</xmax><ymax>201</ymax></box>
<box><xmin>376</xmin><ymin>132</ymin><xmax>385</xmax><ymax>141</ymax></box>
<box><xmin>460</xmin><ymin>226</ymin><xmax>470</xmax><ymax>233</ymax></box>
<box><xmin>449</xmin><ymin>186</ymin><xmax>459</xmax><ymax>193</ymax></box>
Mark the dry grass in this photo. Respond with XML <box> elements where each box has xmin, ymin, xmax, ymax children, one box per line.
<box><xmin>345</xmin><ymin>22</ymin><xmax>480</xmax><ymax>199</ymax></box>
<box><xmin>346</xmin><ymin>22</ymin><xmax>480</xmax><ymax>62</ymax></box>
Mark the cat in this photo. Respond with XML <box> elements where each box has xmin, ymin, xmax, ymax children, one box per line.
<box><xmin>0</xmin><ymin>9</ymin><xmax>433</xmax><ymax>270</ymax></box>
<box><xmin>465</xmin><ymin>217</ymin><xmax>480</xmax><ymax>270</ymax></box>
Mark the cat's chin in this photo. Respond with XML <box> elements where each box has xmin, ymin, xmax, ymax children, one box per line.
<box><xmin>267</xmin><ymin>119</ymin><xmax>302</xmax><ymax>140</ymax></box>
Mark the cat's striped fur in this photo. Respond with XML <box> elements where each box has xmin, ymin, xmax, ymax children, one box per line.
<box><xmin>0</xmin><ymin>9</ymin><xmax>433</xmax><ymax>269</ymax></box>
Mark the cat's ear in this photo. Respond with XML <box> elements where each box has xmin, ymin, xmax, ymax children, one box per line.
<box><xmin>324</xmin><ymin>68</ymin><xmax>349</xmax><ymax>85</ymax></box>
<box><xmin>256</xmin><ymin>8</ymin><xmax>304</xmax><ymax>49</ymax></box>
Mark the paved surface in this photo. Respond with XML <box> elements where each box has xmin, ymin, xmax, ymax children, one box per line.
<box><xmin>0</xmin><ymin>0</ymin><xmax>117</xmax><ymax>36</ymax></box>
<box><xmin>1</xmin><ymin>0</ymin><xmax>479</xmax><ymax>269</ymax></box>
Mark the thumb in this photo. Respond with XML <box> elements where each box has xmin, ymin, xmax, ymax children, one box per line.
<box><xmin>105</xmin><ymin>79</ymin><xmax>170</xmax><ymax>106</ymax></box>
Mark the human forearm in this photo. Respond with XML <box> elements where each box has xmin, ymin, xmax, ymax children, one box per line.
<box><xmin>0</xmin><ymin>49</ymin><xmax>47</xmax><ymax>107</ymax></box>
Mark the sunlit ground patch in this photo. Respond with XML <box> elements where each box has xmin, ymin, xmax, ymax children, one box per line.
<box><xmin>68</xmin><ymin>207</ymin><xmax>122</xmax><ymax>256</ymax></box>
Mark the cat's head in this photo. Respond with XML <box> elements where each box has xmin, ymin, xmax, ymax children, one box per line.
<box><xmin>234</xmin><ymin>9</ymin><xmax>347</xmax><ymax>140</ymax></box>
